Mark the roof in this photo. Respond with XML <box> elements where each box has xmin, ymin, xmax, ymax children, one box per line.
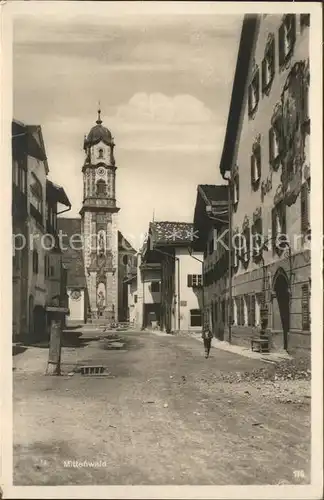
<box><xmin>118</xmin><ymin>230</ymin><xmax>136</xmax><ymax>253</ymax></box>
<box><xmin>149</xmin><ymin>221</ymin><xmax>194</xmax><ymax>246</ymax></box>
<box><xmin>46</xmin><ymin>180</ymin><xmax>71</xmax><ymax>207</ymax></box>
<box><xmin>84</xmin><ymin>110</ymin><xmax>113</xmax><ymax>149</ymax></box>
<box><xmin>219</xmin><ymin>15</ymin><xmax>259</xmax><ymax>176</ymax></box>
<box><xmin>193</xmin><ymin>184</ymin><xmax>229</xmax><ymax>251</ymax></box>
<box><xmin>12</xmin><ymin>120</ymin><xmax>48</xmax><ymax>169</ymax></box>
<box><xmin>198</xmin><ymin>184</ymin><xmax>228</xmax><ymax>206</ymax></box>
<box><xmin>57</xmin><ymin>217</ymin><xmax>86</xmax><ymax>288</ymax></box>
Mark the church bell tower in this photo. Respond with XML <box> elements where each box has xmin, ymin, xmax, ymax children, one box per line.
<box><xmin>80</xmin><ymin>108</ymin><xmax>119</xmax><ymax>322</ymax></box>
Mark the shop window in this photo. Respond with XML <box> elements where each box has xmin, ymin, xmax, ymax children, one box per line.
<box><xmin>190</xmin><ymin>309</ymin><xmax>202</xmax><ymax>327</ymax></box>
<box><xmin>301</xmin><ymin>284</ymin><xmax>310</xmax><ymax>331</ymax></box>
<box><xmin>279</xmin><ymin>15</ymin><xmax>296</xmax><ymax>68</ymax></box>
<box><xmin>262</xmin><ymin>34</ymin><xmax>275</xmax><ymax>95</ymax></box>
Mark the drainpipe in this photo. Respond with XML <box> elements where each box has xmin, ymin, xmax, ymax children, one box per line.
<box><xmin>222</xmin><ymin>171</ymin><xmax>232</xmax><ymax>344</ymax></box>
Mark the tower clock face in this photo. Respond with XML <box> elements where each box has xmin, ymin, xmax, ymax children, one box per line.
<box><xmin>97</xmin><ymin>167</ymin><xmax>105</xmax><ymax>177</ymax></box>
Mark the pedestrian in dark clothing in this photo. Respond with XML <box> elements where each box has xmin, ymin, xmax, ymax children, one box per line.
<box><xmin>202</xmin><ymin>327</ymin><xmax>213</xmax><ymax>358</ymax></box>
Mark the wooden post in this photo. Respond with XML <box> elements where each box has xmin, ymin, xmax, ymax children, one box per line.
<box><xmin>46</xmin><ymin>315</ymin><xmax>62</xmax><ymax>375</ymax></box>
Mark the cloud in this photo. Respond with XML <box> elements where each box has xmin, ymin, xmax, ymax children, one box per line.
<box><xmin>116</xmin><ymin>92</ymin><xmax>214</xmax><ymax>125</ymax></box>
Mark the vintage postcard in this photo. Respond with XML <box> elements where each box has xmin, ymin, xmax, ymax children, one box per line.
<box><xmin>0</xmin><ymin>1</ymin><xmax>322</xmax><ymax>498</ymax></box>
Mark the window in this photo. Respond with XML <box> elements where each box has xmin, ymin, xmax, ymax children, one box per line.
<box><xmin>252</xmin><ymin>217</ymin><xmax>263</xmax><ymax>260</ymax></box>
<box><xmin>30</xmin><ymin>174</ymin><xmax>43</xmax><ymax>214</ymax></box>
<box><xmin>190</xmin><ymin>309</ymin><xmax>202</xmax><ymax>327</ymax></box>
<box><xmin>123</xmin><ymin>255</ymin><xmax>128</xmax><ymax>266</ymax></box>
<box><xmin>134</xmin><ymin>294</ymin><xmax>138</xmax><ymax>304</ymax></box>
<box><xmin>279</xmin><ymin>15</ymin><xmax>296</xmax><ymax>68</ymax></box>
<box><xmin>241</xmin><ymin>226</ymin><xmax>251</xmax><ymax>266</ymax></box>
<box><xmin>301</xmin><ymin>182</ymin><xmax>310</xmax><ymax>237</ymax></box>
<box><xmin>300</xmin><ymin>14</ymin><xmax>310</xmax><ymax>30</ymax></box>
<box><xmin>187</xmin><ymin>274</ymin><xmax>202</xmax><ymax>288</ymax></box>
<box><xmin>32</xmin><ymin>249</ymin><xmax>38</xmax><ymax>274</ymax></box>
<box><xmin>269</xmin><ymin>126</ymin><xmax>280</xmax><ymax>169</ymax></box>
<box><xmin>301</xmin><ymin>284</ymin><xmax>310</xmax><ymax>331</ymax></box>
<box><xmin>96</xmin><ymin>180</ymin><xmax>106</xmax><ymax>196</ymax></box>
<box><xmin>98</xmin><ymin>148</ymin><xmax>104</xmax><ymax>159</ymax></box>
<box><xmin>151</xmin><ymin>282</ymin><xmax>160</xmax><ymax>293</ymax></box>
<box><xmin>251</xmin><ymin>142</ymin><xmax>261</xmax><ymax>190</ymax></box>
<box><xmin>13</xmin><ymin>160</ymin><xmax>19</xmax><ymax>186</ymax></box>
<box><xmin>262</xmin><ymin>34</ymin><xmax>275</xmax><ymax>94</ymax></box>
<box><xmin>272</xmin><ymin>201</ymin><xmax>287</xmax><ymax>253</ymax></box>
<box><xmin>232</xmin><ymin>232</ymin><xmax>240</xmax><ymax>269</ymax></box>
<box><xmin>247</xmin><ymin>295</ymin><xmax>256</xmax><ymax>326</ymax></box>
<box><xmin>221</xmin><ymin>299</ymin><xmax>226</xmax><ymax>324</ymax></box>
<box><xmin>236</xmin><ymin>296</ymin><xmax>245</xmax><ymax>326</ymax></box>
<box><xmin>248</xmin><ymin>67</ymin><xmax>260</xmax><ymax>117</ymax></box>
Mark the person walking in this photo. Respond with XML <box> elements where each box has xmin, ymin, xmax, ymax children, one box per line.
<box><xmin>202</xmin><ymin>325</ymin><xmax>213</xmax><ymax>358</ymax></box>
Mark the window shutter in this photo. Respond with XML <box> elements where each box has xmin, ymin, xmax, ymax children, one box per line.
<box><xmin>271</xmin><ymin>207</ymin><xmax>277</xmax><ymax>249</ymax></box>
<box><xmin>269</xmin><ymin>128</ymin><xmax>274</xmax><ymax>164</ymax></box>
<box><xmin>250</xmin><ymin>155</ymin><xmax>255</xmax><ymax>186</ymax></box>
<box><xmin>301</xmin><ymin>284</ymin><xmax>310</xmax><ymax>330</ymax></box>
<box><xmin>261</xmin><ymin>58</ymin><xmax>266</xmax><ymax>92</ymax></box>
<box><xmin>187</xmin><ymin>274</ymin><xmax>192</xmax><ymax>287</ymax></box>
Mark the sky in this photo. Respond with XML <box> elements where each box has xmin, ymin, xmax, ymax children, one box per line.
<box><xmin>13</xmin><ymin>5</ymin><xmax>243</xmax><ymax>250</ymax></box>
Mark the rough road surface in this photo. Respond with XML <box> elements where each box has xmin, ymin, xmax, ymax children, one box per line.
<box><xmin>13</xmin><ymin>328</ymin><xmax>311</xmax><ymax>486</ymax></box>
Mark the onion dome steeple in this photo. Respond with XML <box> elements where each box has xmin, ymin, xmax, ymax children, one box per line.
<box><xmin>83</xmin><ymin>107</ymin><xmax>113</xmax><ymax>149</ymax></box>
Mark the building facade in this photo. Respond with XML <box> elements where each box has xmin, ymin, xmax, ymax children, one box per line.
<box><xmin>192</xmin><ymin>184</ymin><xmax>229</xmax><ymax>339</ymax></box>
<box><xmin>142</xmin><ymin>221</ymin><xmax>203</xmax><ymax>333</ymax></box>
<box><xmin>12</xmin><ymin>120</ymin><xmax>71</xmax><ymax>342</ymax></box>
<box><xmin>219</xmin><ymin>14</ymin><xmax>310</xmax><ymax>355</ymax></box>
<box><xmin>117</xmin><ymin>232</ymin><xmax>137</xmax><ymax>322</ymax></box>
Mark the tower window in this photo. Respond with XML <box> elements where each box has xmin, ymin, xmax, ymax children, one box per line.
<box><xmin>96</xmin><ymin>180</ymin><xmax>106</xmax><ymax>196</ymax></box>
<box><xmin>98</xmin><ymin>148</ymin><xmax>104</xmax><ymax>159</ymax></box>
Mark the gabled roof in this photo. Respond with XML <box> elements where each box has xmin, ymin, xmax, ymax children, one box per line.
<box><xmin>219</xmin><ymin>15</ymin><xmax>259</xmax><ymax>177</ymax></box>
<box><xmin>12</xmin><ymin>120</ymin><xmax>49</xmax><ymax>173</ymax></box>
<box><xmin>118</xmin><ymin>230</ymin><xmax>136</xmax><ymax>253</ymax></box>
<box><xmin>46</xmin><ymin>180</ymin><xmax>71</xmax><ymax>207</ymax></box>
<box><xmin>149</xmin><ymin>221</ymin><xmax>194</xmax><ymax>246</ymax></box>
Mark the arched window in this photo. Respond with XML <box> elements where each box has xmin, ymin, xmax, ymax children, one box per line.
<box><xmin>98</xmin><ymin>148</ymin><xmax>104</xmax><ymax>159</ymax></box>
<box><xmin>96</xmin><ymin>180</ymin><xmax>106</xmax><ymax>197</ymax></box>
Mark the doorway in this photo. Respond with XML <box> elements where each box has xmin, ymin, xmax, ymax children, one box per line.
<box><xmin>272</xmin><ymin>268</ymin><xmax>290</xmax><ymax>350</ymax></box>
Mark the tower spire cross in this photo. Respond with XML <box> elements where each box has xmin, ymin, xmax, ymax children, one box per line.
<box><xmin>96</xmin><ymin>101</ymin><xmax>102</xmax><ymax>124</ymax></box>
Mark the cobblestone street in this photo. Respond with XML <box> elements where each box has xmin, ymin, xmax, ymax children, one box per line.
<box><xmin>13</xmin><ymin>328</ymin><xmax>311</xmax><ymax>486</ymax></box>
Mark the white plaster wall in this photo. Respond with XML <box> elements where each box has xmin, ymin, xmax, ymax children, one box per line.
<box><xmin>67</xmin><ymin>289</ymin><xmax>85</xmax><ymax>321</ymax></box>
<box><xmin>175</xmin><ymin>248</ymin><xmax>203</xmax><ymax>331</ymax></box>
